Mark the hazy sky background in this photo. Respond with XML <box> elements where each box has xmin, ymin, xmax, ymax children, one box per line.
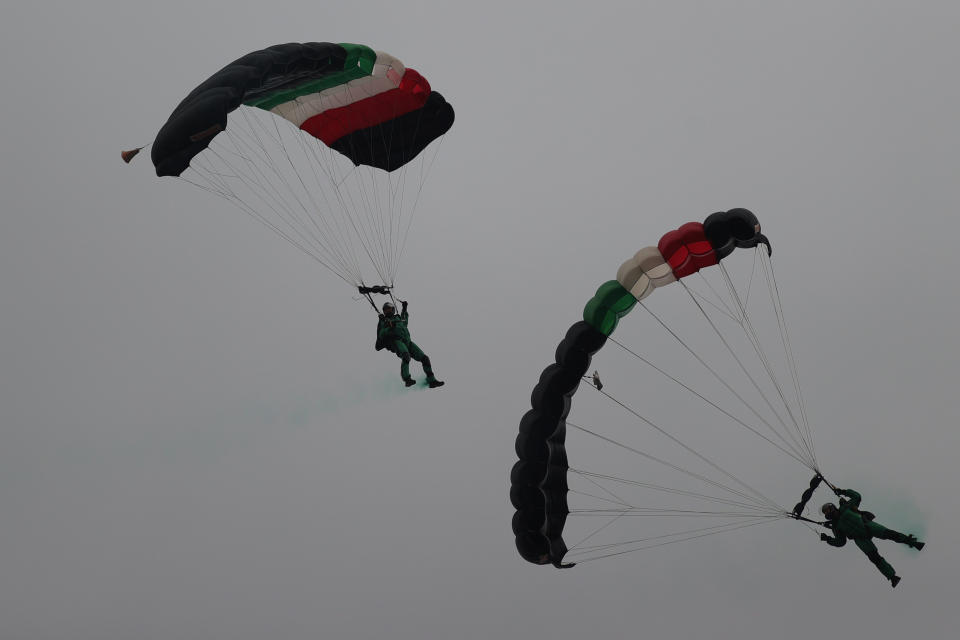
<box><xmin>3</xmin><ymin>1</ymin><xmax>959</xmax><ymax>638</ymax></box>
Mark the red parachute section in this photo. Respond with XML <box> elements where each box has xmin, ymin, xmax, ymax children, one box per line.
<box><xmin>658</xmin><ymin>222</ymin><xmax>719</xmax><ymax>279</ymax></box>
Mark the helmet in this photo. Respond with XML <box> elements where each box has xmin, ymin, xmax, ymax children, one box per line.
<box><xmin>383</xmin><ymin>301</ymin><xmax>396</xmax><ymax>313</ymax></box>
<box><xmin>821</xmin><ymin>503</ymin><xmax>836</xmax><ymax>516</ymax></box>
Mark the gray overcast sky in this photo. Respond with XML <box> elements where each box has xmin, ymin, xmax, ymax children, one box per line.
<box><xmin>2</xmin><ymin>1</ymin><xmax>959</xmax><ymax>638</ymax></box>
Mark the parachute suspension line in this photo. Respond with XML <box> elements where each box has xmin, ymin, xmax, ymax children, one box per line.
<box><xmin>388</xmin><ymin>164</ymin><xmax>409</xmax><ymax>286</ymax></box>
<box><xmin>195</xmin><ymin>114</ymin><xmax>362</xmax><ymax>283</ymax></box>
<box><xmin>259</xmin><ymin>90</ymin><xmax>381</xmax><ymax>284</ymax></box>
<box><xmin>303</xmin><ymin>140</ymin><xmax>387</xmax><ymax>284</ymax></box>
<box><xmin>573</xmin><ymin>508</ymin><xmax>784</xmax><ymax>518</ymax></box>
<box><xmin>562</xmin><ymin>472</ymin><xmax>638</xmax><ymax>555</ymax></box>
<box><xmin>358</xmin><ymin>89</ymin><xmax>404</xmax><ymax>285</ymax></box>
<box><xmin>570</xmin><ymin>469</ymin><xmax>780</xmax><ymax>513</ymax></box>
<box><xmin>742</xmin><ymin>244</ymin><xmax>760</xmax><ymax>309</ymax></box>
<box><xmin>360</xmin><ymin>290</ymin><xmax>381</xmax><ymax>313</ymax></box>
<box><xmin>336</xmin><ymin>158</ymin><xmax>389</xmax><ymax>282</ymax></box>
<box><xmin>747</xmin><ymin>252</ymin><xmax>804</xmax><ymax>439</ymax></box>
<box><xmin>677</xmin><ymin>281</ymin><xmax>817</xmax><ymax>470</ymax></box>
<box><xmin>227</xmin><ymin>112</ymin><xmax>360</xmax><ymax>280</ymax></box>
<box><xmin>716</xmin><ymin>257</ymin><xmax>818</xmax><ymax>468</ymax></box>
<box><xmin>569</xmin><ymin>517</ymin><xmax>783</xmax><ymax>560</ymax></box>
<box><xmin>563</xmin><ymin>465</ymin><xmax>782</xmax><ymax>560</ymax></box>
<box><xmin>354</xmin><ymin>152</ymin><xmax>397</xmax><ymax>285</ymax></box>
<box><xmin>793</xmin><ymin>514</ymin><xmax>828</xmax><ymax>528</ymax></box>
<box><xmin>311</xmin><ymin>134</ymin><xmax>393</xmax><ymax>285</ymax></box>
<box><xmin>590</xmin><ymin>387</ymin><xmax>786</xmax><ymax>513</ymax></box>
<box><xmin>184</xmin><ymin>146</ymin><xmax>358</xmax><ymax>282</ymax></box>
<box><xmin>565</xmin><ymin>517</ymin><xmax>781</xmax><ymax>563</ymax></box>
<box><xmin>386</xmin><ymin>104</ymin><xmax>416</xmax><ymax>280</ymax></box>
<box><xmin>608</xmin><ymin>337</ymin><xmax>810</xmax><ymax>467</ymax></box>
<box><xmin>297</xmin><ymin>139</ymin><xmax>368</xmax><ymax>284</ymax></box>
<box><xmin>387</xmin><ymin>163</ymin><xmax>408</xmax><ymax>283</ymax></box>
<box><xmin>178</xmin><ymin>166</ymin><xmax>353</xmax><ymax>288</ymax></box>
<box><xmin>568</xmin><ymin>476</ymin><xmax>633</xmax><ymax>510</ymax></box>
<box><xmin>355</xmin><ymin>155</ymin><xmax>391</xmax><ymax>282</ymax></box>
<box><xmin>235</xmin><ymin>111</ymin><xmax>340</xmax><ymax>261</ymax></box>
<box><xmin>636</xmin><ymin>301</ymin><xmax>812</xmax><ymax>466</ymax></box>
<box><xmin>381</xmin><ymin>106</ymin><xmax>403</xmax><ymax>281</ymax></box>
<box><xmin>683</xmin><ymin>282</ymin><xmax>740</xmax><ymax>323</ymax></box>
<box><xmin>311</xmin><ymin>133</ymin><xmax>389</xmax><ymax>283</ymax></box>
<box><xmin>762</xmin><ymin>252</ymin><xmax>818</xmax><ymax>469</ymax></box>
<box><xmin>262</xmin><ymin>112</ymin><xmax>367</xmax><ymax>282</ymax></box>
<box><xmin>318</xmin><ymin>81</ymin><xmax>393</xmax><ymax>285</ymax></box>
<box><xmin>693</xmin><ymin>271</ymin><xmax>740</xmax><ymax>322</ymax></box>
<box><xmin>395</xmin><ymin>135</ymin><xmax>445</xmax><ymax>282</ymax></box>
<box><xmin>562</xmin><ymin>475</ymin><xmax>779</xmax><ymax>561</ymax></box>
<box><xmin>567</xmin><ymin>416</ymin><xmax>781</xmax><ymax>514</ymax></box>
<box><xmin>717</xmin><ymin>263</ymin><xmax>815</xmax><ymax>462</ymax></box>
<box><xmin>564</xmin><ymin>509</ymin><xmax>630</xmax><ymax>558</ymax></box>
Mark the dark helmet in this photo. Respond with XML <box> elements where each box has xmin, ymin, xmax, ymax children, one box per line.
<box><xmin>382</xmin><ymin>301</ymin><xmax>396</xmax><ymax>314</ymax></box>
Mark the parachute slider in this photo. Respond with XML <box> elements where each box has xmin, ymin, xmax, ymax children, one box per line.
<box><xmin>358</xmin><ymin>285</ymin><xmax>393</xmax><ymax>295</ymax></box>
<box><xmin>791</xmin><ymin>473</ymin><xmax>824</xmax><ymax>519</ymax></box>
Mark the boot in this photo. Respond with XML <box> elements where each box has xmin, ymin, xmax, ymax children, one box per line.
<box><xmin>428</xmin><ymin>379</ymin><xmax>445</xmax><ymax>388</ymax></box>
<box><xmin>404</xmin><ymin>378</ymin><xmax>416</xmax><ymax>387</ymax></box>
<box><xmin>890</xmin><ymin>575</ymin><xmax>901</xmax><ymax>588</ymax></box>
<box><xmin>907</xmin><ymin>535</ymin><xmax>925</xmax><ymax>550</ymax></box>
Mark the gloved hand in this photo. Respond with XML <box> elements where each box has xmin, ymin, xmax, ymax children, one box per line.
<box><xmin>400</xmin><ymin>300</ymin><xmax>408</xmax><ymax>309</ymax></box>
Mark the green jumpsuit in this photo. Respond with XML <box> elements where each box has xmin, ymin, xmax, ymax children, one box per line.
<box><xmin>375</xmin><ymin>304</ymin><xmax>437</xmax><ymax>384</ymax></box>
<box><xmin>821</xmin><ymin>489</ymin><xmax>919</xmax><ymax>581</ymax></box>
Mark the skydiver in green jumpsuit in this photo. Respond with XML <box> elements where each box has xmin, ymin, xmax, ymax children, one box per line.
<box><xmin>820</xmin><ymin>488</ymin><xmax>924</xmax><ymax>588</ymax></box>
<box><xmin>376</xmin><ymin>300</ymin><xmax>444</xmax><ymax>388</ymax></box>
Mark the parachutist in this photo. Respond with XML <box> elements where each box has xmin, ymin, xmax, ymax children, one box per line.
<box><xmin>820</xmin><ymin>489</ymin><xmax>924</xmax><ymax>587</ymax></box>
<box><xmin>376</xmin><ymin>300</ymin><xmax>443</xmax><ymax>388</ymax></box>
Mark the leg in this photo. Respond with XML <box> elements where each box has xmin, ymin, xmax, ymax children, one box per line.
<box><xmin>393</xmin><ymin>341</ymin><xmax>413</xmax><ymax>383</ymax></box>
<box><xmin>406</xmin><ymin>341</ymin><xmax>436</xmax><ymax>382</ymax></box>
<box><xmin>868</xmin><ymin>522</ymin><xmax>923</xmax><ymax>549</ymax></box>
<box><xmin>854</xmin><ymin>537</ymin><xmax>896</xmax><ymax>581</ymax></box>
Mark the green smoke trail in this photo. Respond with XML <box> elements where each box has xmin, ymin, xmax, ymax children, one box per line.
<box><xmin>841</xmin><ymin>476</ymin><xmax>928</xmax><ymax>548</ymax></box>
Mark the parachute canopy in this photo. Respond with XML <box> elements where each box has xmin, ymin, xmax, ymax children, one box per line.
<box><xmin>145</xmin><ymin>42</ymin><xmax>454</xmax><ymax>289</ymax></box>
<box><xmin>511</xmin><ymin>209</ymin><xmax>823</xmax><ymax>567</ymax></box>
<box><xmin>152</xmin><ymin>43</ymin><xmax>454</xmax><ymax>176</ymax></box>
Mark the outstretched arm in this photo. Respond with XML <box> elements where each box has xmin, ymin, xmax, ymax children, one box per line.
<box><xmin>837</xmin><ymin>488</ymin><xmax>861</xmax><ymax>509</ymax></box>
<box><xmin>400</xmin><ymin>299</ymin><xmax>408</xmax><ymax>319</ymax></box>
